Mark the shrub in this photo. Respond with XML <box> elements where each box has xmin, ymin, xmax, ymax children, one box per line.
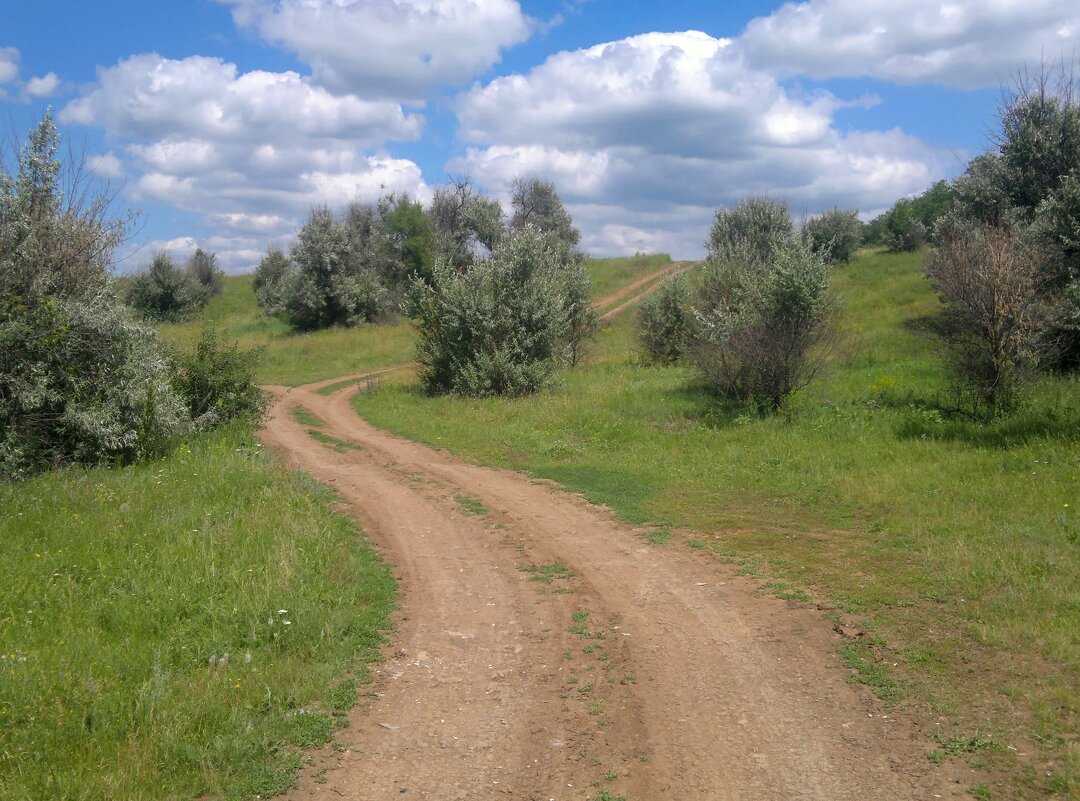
<box><xmin>126</xmin><ymin>252</ymin><xmax>210</xmax><ymax>322</ymax></box>
<box><xmin>172</xmin><ymin>327</ymin><xmax>267</xmax><ymax>429</ymax></box>
<box><xmin>1</xmin><ymin>113</ymin><xmax>189</xmax><ymax>479</ymax></box>
<box><xmin>637</xmin><ymin>275</ymin><xmax>692</xmax><ymax>365</ymax></box>
<box><xmin>864</xmin><ymin>180</ymin><xmax>955</xmax><ymax>249</ymax></box>
<box><xmin>691</xmin><ymin>233</ymin><xmax>834</xmax><ymax>411</ymax></box>
<box><xmin>0</xmin><ymin>296</ymin><xmax>189</xmax><ymax>479</ymax></box>
<box><xmin>510</xmin><ymin>176</ymin><xmax>580</xmax><ymax>252</ymax></box>
<box><xmin>253</xmin><ymin>246</ymin><xmax>291</xmax><ymax>315</ymax></box>
<box><xmin>707</xmin><ymin>196</ymin><xmax>795</xmax><ymax>265</ymax></box>
<box><xmin>881</xmin><ymin>199</ymin><xmax>927</xmax><ymax>253</ymax></box>
<box><xmin>281</xmin><ymin>206</ymin><xmax>391</xmax><ymax>331</ymax></box>
<box><xmin>927</xmin><ymin>217</ymin><xmax>1057</xmax><ymax>417</ymax></box>
<box><xmin>381</xmin><ymin>193</ymin><xmax>436</xmax><ymax>285</ymax></box>
<box><xmin>407</xmin><ymin>227</ymin><xmax>591</xmax><ymax>396</ymax></box>
<box><xmin>803</xmin><ymin>208</ymin><xmax>862</xmax><ymax>264</ymax></box>
<box><xmin>187</xmin><ymin>248</ymin><xmax>223</xmax><ymax>296</ymax></box>
<box><xmin>563</xmin><ymin>259</ymin><xmax>599</xmax><ymax>367</ymax></box>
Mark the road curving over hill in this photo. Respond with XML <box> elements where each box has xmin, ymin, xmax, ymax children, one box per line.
<box><xmin>260</xmin><ymin>372</ymin><xmax>968</xmax><ymax>801</ymax></box>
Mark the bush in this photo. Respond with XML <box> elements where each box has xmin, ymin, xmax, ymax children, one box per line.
<box><xmin>407</xmin><ymin>227</ymin><xmax>591</xmax><ymax>396</ymax></box>
<box><xmin>864</xmin><ymin>180</ymin><xmax>955</xmax><ymax>249</ymax></box>
<box><xmin>281</xmin><ymin>206</ymin><xmax>391</xmax><ymax>331</ymax></box>
<box><xmin>187</xmin><ymin>248</ymin><xmax>223</xmax><ymax>296</ymax></box>
<box><xmin>927</xmin><ymin>217</ymin><xmax>1056</xmax><ymax>417</ymax></box>
<box><xmin>691</xmin><ymin>228</ymin><xmax>834</xmax><ymax>411</ymax></box>
<box><xmin>126</xmin><ymin>252</ymin><xmax>210</xmax><ymax>322</ymax></box>
<box><xmin>803</xmin><ymin>208</ymin><xmax>862</xmax><ymax>264</ymax></box>
<box><xmin>637</xmin><ymin>275</ymin><xmax>692</xmax><ymax>365</ymax></box>
<box><xmin>172</xmin><ymin>327</ymin><xmax>267</xmax><ymax>429</ymax></box>
<box><xmin>510</xmin><ymin>176</ymin><xmax>580</xmax><ymax>252</ymax></box>
<box><xmin>253</xmin><ymin>247</ymin><xmax>291</xmax><ymax>315</ymax></box>
<box><xmin>881</xmin><ymin>199</ymin><xmax>927</xmax><ymax>253</ymax></box>
<box><xmin>707</xmin><ymin>196</ymin><xmax>795</xmax><ymax>264</ymax></box>
<box><xmin>0</xmin><ymin>296</ymin><xmax>189</xmax><ymax>479</ymax></box>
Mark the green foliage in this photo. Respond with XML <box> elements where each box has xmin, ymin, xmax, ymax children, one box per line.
<box><xmin>188</xmin><ymin>247</ymin><xmax>224</xmax><ymax>296</ymax></box>
<box><xmin>0</xmin><ymin>296</ymin><xmax>188</xmax><ymax>479</ymax></box>
<box><xmin>707</xmin><ymin>196</ymin><xmax>795</xmax><ymax>264</ymax></box>
<box><xmin>253</xmin><ymin>246</ymin><xmax>290</xmax><ymax>315</ymax></box>
<box><xmin>408</xmin><ymin>227</ymin><xmax>593</xmax><ymax>397</ymax></box>
<box><xmin>881</xmin><ymin>198</ymin><xmax>927</xmax><ymax>253</ymax></box>
<box><xmin>281</xmin><ymin>206</ymin><xmax>391</xmax><ymax>331</ymax></box>
<box><xmin>0</xmin><ymin>426</ymin><xmax>395</xmax><ymax>800</ymax></box>
<box><xmin>127</xmin><ymin>251</ymin><xmax>210</xmax><ymax>323</ymax></box>
<box><xmin>427</xmin><ymin>178</ymin><xmax>504</xmax><ymax>269</ymax></box>
<box><xmin>637</xmin><ymin>274</ymin><xmax>691</xmax><ymax>365</ymax></box>
<box><xmin>382</xmin><ymin>193</ymin><xmax>436</xmax><ymax>284</ymax></box>
<box><xmin>173</xmin><ymin>326</ymin><xmax>268</xmax><ymax>429</ymax></box>
<box><xmin>510</xmin><ymin>176</ymin><xmax>581</xmax><ymax>252</ymax></box>
<box><xmin>1</xmin><ymin>113</ymin><xmax>188</xmax><ymax>480</ymax></box>
<box><xmin>694</xmin><ymin>200</ymin><xmax>834</xmax><ymax>410</ymax></box>
<box><xmin>803</xmin><ymin>207</ymin><xmax>862</xmax><ymax>264</ymax></box>
<box><xmin>865</xmin><ymin>180</ymin><xmax>955</xmax><ymax>250</ymax></box>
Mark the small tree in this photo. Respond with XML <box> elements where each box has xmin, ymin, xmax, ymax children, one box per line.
<box><xmin>407</xmin><ymin>227</ymin><xmax>590</xmax><ymax>397</ymax></box>
<box><xmin>562</xmin><ymin>258</ymin><xmax>599</xmax><ymax>367</ymax></box>
<box><xmin>803</xmin><ymin>208</ymin><xmax>862</xmax><ymax>264</ymax></box>
<box><xmin>173</xmin><ymin>327</ymin><xmax>267</xmax><ymax>430</ymax></box>
<box><xmin>927</xmin><ymin>217</ymin><xmax>1056</xmax><ymax>417</ymax></box>
<box><xmin>510</xmin><ymin>177</ymin><xmax>581</xmax><ymax>253</ymax></box>
<box><xmin>187</xmin><ymin>248</ymin><xmax>223</xmax><ymax>296</ymax></box>
<box><xmin>253</xmin><ymin>246</ymin><xmax>291</xmax><ymax>315</ymax></box>
<box><xmin>692</xmin><ymin>221</ymin><xmax>834</xmax><ymax>411</ymax></box>
<box><xmin>637</xmin><ymin>275</ymin><xmax>692</xmax><ymax>365</ymax></box>
<box><xmin>126</xmin><ymin>252</ymin><xmax>209</xmax><ymax>323</ymax></box>
<box><xmin>382</xmin><ymin>193</ymin><xmax>436</xmax><ymax>285</ymax></box>
<box><xmin>707</xmin><ymin>196</ymin><xmax>795</xmax><ymax>264</ymax></box>
<box><xmin>882</xmin><ymin>198</ymin><xmax>927</xmax><ymax>253</ymax></box>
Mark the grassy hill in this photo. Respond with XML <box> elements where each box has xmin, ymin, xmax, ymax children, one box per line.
<box><xmin>353</xmin><ymin>250</ymin><xmax>1080</xmax><ymax>800</ymax></box>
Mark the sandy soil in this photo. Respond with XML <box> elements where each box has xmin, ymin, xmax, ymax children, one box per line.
<box><xmin>260</xmin><ymin>370</ymin><xmax>967</xmax><ymax>801</ymax></box>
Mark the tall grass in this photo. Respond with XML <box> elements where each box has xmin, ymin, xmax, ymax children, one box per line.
<box><xmin>354</xmin><ymin>250</ymin><xmax>1080</xmax><ymax>799</ymax></box>
<box><xmin>0</xmin><ymin>427</ymin><xmax>395</xmax><ymax>800</ymax></box>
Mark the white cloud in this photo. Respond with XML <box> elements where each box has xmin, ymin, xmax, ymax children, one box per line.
<box><xmin>25</xmin><ymin>72</ymin><xmax>60</xmax><ymax>98</ymax></box>
<box><xmin>62</xmin><ymin>54</ymin><xmax>421</xmax><ymax>146</ymax></box>
<box><xmin>454</xmin><ymin>31</ymin><xmax>951</xmax><ymax>258</ymax></box>
<box><xmin>0</xmin><ymin>47</ymin><xmax>18</xmax><ymax>85</ymax></box>
<box><xmin>217</xmin><ymin>0</ymin><xmax>532</xmax><ymax>98</ymax></box>
<box><xmin>62</xmin><ymin>53</ymin><xmax>431</xmax><ymax>272</ymax></box>
<box><xmin>740</xmin><ymin>0</ymin><xmax>1080</xmax><ymax>88</ymax></box>
<box><xmin>88</xmin><ymin>152</ymin><xmax>125</xmax><ymax>181</ymax></box>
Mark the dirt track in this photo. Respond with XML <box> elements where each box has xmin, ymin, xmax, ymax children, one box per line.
<box><xmin>594</xmin><ymin>262</ymin><xmax>694</xmax><ymax>322</ymax></box>
<box><xmin>260</xmin><ymin>373</ymin><xmax>966</xmax><ymax>801</ymax></box>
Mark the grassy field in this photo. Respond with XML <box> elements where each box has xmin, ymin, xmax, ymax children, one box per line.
<box><xmin>354</xmin><ymin>250</ymin><xmax>1080</xmax><ymax>800</ymax></box>
<box><xmin>0</xmin><ymin>427</ymin><xmax>395</xmax><ymax>800</ymax></box>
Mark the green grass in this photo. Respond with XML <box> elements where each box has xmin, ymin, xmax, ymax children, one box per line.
<box><xmin>307</xmin><ymin>429</ymin><xmax>365</xmax><ymax>453</ymax></box>
<box><xmin>0</xmin><ymin>427</ymin><xmax>395</xmax><ymax>800</ymax></box>
<box><xmin>353</xmin><ymin>250</ymin><xmax>1080</xmax><ymax>799</ymax></box>
<box><xmin>453</xmin><ymin>493</ymin><xmax>489</xmax><ymax>516</ymax></box>
<box><xmin>290</xmin><ymin>405</ymin><xmax>325</xmax><ymax>428</ymax></box>
<box><xmin>157</xmin><ymin>275</ymin><xmax>414</xmax><ymax>387</ymax></box>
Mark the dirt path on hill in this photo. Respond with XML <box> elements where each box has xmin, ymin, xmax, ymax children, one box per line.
<box><xmin>593</xmin><ymin>262</ymin><xmax>693</xmax><ymax>319</ymax></box>
<box><xmin>260</xmin><ymin>374</ymin><xmax>965</xmax><ymax>801</ymax></box>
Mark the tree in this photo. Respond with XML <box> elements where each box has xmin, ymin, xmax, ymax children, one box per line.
<box><xmin>927</xmin><ymin>217</ymin><xmax>1056</xmax><ymax>417</ymax></box>
<box><xmin>637</xmin><ymin>275</ymin><xmax>692</xmax><ymax>365</ymax></box>
<box><xmin>407</xmin><ymin>227</ymin><xmax>593</xmax><ymax>397</ymax></box>
<box><xmin>693</xmin><ymin>201</ymin><xmax>835</xmax><ymax>411</ymax></box>
<box><xmin>510</xmin><ymin>177</ymin><xmax>580</xmax><ymax>252</ymax></box>
<box><xmin>253</xmin><ymin>246</ymin><xmax>291</xmax><ymax>315</ymax></box>
<box><xmin>187</xmin><ymin>248</ymin><xmax>223</xmax><ymax>296</ymax></box>
<box><xmin>381</xmin><ymin>193</ymin><xmax>436</xmax><ymax>285</ymax></box>
<box><xmin>1</xmin><ymin>113</ymin><xmax>189</xmax><ymax>479</ymax></box>
<box><xmin>126</xmin><ymin>251</ymin><xmax>209</xmax><ymax>323</ymax></box>
<box><xmin>803</xmin><ymin>208</ymin><xmax>862</xmax><ymax>264</ymax></box>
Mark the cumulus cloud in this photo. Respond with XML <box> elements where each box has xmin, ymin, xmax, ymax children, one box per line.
<box><xmin>0</xmin><ymin>47</ymin><xmax>18</xmax><ymax>85</ymax></box>
<box><xmin>25</xmin><ymin>72</ymin><xmax>60</xmax><ymax>98</ymax></box>
<box><xmin>454</xmin><ymin>31</ymin><xmax>951</xmax><ymax>258</ymax></box>
<box><xmin>217</xmin><ymin>0</ymin><xmax>532</xmax><ymax>98</ymax></box>
<box><xmin>740</xmin><ymin>0</ymin><xmax>1080</xmax><ymax>88</ymax></box>
<box><xmin>62</xmin><ymin>54</ymin><xmax>431</xmax><ymax>272</ymax></box>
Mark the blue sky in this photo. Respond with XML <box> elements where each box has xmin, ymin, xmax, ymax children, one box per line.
<box><xmin>2</xmin><ymin>0</ymin><xmax>1075</xmax><ymax>270</ymax></box>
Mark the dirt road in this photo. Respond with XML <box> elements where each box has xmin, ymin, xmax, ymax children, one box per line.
<box><xmin>260</xmin><ymin>375</ymin><xmax>965</xmax><ymax>801</ymax></box>
<box><xmin>593</xmin><ymin>262</ymin><xmax>694</xmax><ymax>322</ymax></box>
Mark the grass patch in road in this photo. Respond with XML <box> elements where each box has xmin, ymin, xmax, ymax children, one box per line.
<box><xmin>454</xmin><ymin>493</ymin><xmax>489</xmax><ymax>516</ymax></box>
<box><xmin>0</xmin><ymin>427</ymin><xmax>395</xmax><ymax>801</ymax></box>
<box><xmin>291</xmin><ymin>405</ymin><xmax>325</xmax><ymax>428</ymax></box>
<box><xmin>353</xmin><ymin>250</ymin><xmax>1080</xmax><ymax>798</ymax></box>
<box><xmin>641</xmin><ymin>527</ymin><xmax>672</xmax><ymax>546</ymax></box>
<box><xmin>522</xmin><ymin>562</ymin><xmax>575</xmax><ymax>583</ymax></box>
<box><xmin>307</xmin><ymin>429</ymin><xmax>364</xmax><ymax>453</ymax></box>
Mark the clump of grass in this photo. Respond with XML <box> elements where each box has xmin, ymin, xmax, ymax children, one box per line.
<box><xmin>290</xmin><ymin>405</ymin><xmax>325</xmax><ymax>428</ymax></box>
<box><xmin>839</xmin><ymin>641</ymin><xmax>903</xmax><ymax>706</ymax></box>
<box><xmin>454</xmin><ymin>494</ymin><xmax>489</xmax><ymax>516</ymax></box>
<box><xmin>0</xmin><ymin>427</ymin><xmax>395</xmax><ymax>800</ymax></box>
<box><xmin>307</xmin><ymin>429</ymin><xmax>364</xmax><ymax>453</ymax></box>
<box><xmin>522</xmin><ymin>562</ymin><xmax>574</xmax><ymax>583</ymax></box>
<box><xmin>641</xmin><ymin>527</ymin><xmax>672</xmax><ymax>545</ymax></box>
